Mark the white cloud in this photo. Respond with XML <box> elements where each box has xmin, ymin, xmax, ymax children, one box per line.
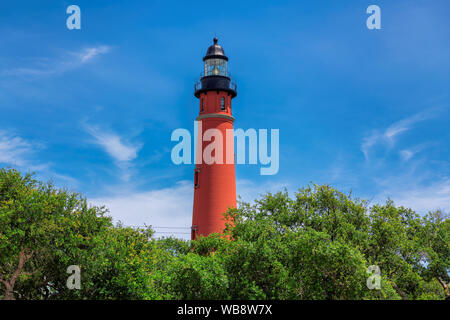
<box><xmin>85</xmin><ymin>124</ymin><xmax>142</xmax><ymax>181</ymax></box>
<box><xmin>1</xmin><ymin>45</ymin><xmax>111</xmax><ymax>77</ymax></box>
<box><xmin>86</xmin><ymin>126</ymin><xmax>141</xmax><ymax>162</ymax></box>
<box><xmin>91</xmin><ymin>180</ymin><xmax>193</xmax><ymax>240</ymax></box>
<box><xmin>384</xmin><ymin>111</ymin><xmax>431</xmax><ymax>141</ymax></box>
<box><xmin>0</xmin><ymin>131</ymin><xmax>79</xmax><ymax>187</ymax></box>
<box><xmin>399</xmin><ymin>143</ymin><xmax>431</xmax><ymax>162</ymax></box>
<box><xmin>79</xmin><ymin>46</ymin><xmax>111</xmax><ymax>63</ymax></box>
<box><xmin>90</xmin><ymin>178</ymin><xmax>290</xmax><ymax>240</ymax></box>
<box><xmin>0</xmin><ymin>131</ymin><xmax>32</xmax><ymax>166</ymax></box>
<box><xmin>361</xmin><ymin>109</ymin><xmax>438</xmax><ymax>161</ymax></box>
<box><xmin>399</xmin><ymin>149</ymin><xmax>414</xmax><ymax>161</ymax></box>
<box><xmin>361</xmin><ymin>132</ymin><xmax>380</xmax><ymax>162</ymax></box>
<box><xmin>375</xmin><ymin>178</ymin><xmax>450</xmax><ymax>214</ymax></box>
<box><xmin>92</xmin><ymin>174</ymin><xmax>448</xmax><ymax>240</ymax></box>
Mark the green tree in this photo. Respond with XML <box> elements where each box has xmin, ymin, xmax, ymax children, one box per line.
<box><xmin>214</xmin><ymin>185</ymin><xmax>446</xmax><ymax>300</ymax></box>
<box><xmin>0</xmin><ymin>168</ymin><xmax>111</xmax><ymax>300</ymax></box>
<box><xmin>1</xmin><ymin>168</ymin><xmax>448</xmax><ymax>300</ymax></box>
<box><xmin>418</xmin><ymin>210</ymin><xmax>450</xmax><ymax>299</ymax></box>
<box><xmin>74</xmin><ymin>225</ymin><xmax>166</xmax><ymax>300</ymax></box>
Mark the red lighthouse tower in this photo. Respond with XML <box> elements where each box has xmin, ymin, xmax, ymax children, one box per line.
<box><xmin>191</xmin><ymin>38</ymin><xmax>237</xmax><ymax>240</ymax></box>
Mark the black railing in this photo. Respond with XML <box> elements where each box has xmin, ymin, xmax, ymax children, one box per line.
<box><xmin>194</xmin><ymin>78</ymin><xmax>237</xmax><ymax>92</ymax></box>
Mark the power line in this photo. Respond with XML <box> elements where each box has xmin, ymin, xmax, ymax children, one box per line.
<box><xmin>154</xmin><ymin>231</ymin><xmax>191</xmax><ymax>235</ymax></box>
<box><xmin>124</xmin><ymin>225</ymin><xmax>191</xmax><ymax>229</ymax></box>
<box><xmin>153</xmin><ymin>226</ymin><xmax>191</xmax><ymax>229</ymax></box>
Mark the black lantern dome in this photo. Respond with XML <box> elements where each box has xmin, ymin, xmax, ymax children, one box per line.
<box><xmin>194</xmin><ymin>37</ymin><xmax>237</xmax><ymax>98</ymax></box>
<box><xmin>203</xmin><ymin>37</ymin><xmax>228</xmax><ymax>61</ymax></box>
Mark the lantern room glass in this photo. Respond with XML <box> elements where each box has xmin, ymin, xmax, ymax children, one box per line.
<box><xmin>204</xmin><ymin>58</ymin><xmax>228</xmax><ymax>77</ymax></box>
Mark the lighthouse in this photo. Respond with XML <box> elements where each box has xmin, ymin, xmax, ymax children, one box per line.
<box><xmin>191</xmin><ymin>38</ymin><xmax>237</xmax><ymax>240</ymax></box>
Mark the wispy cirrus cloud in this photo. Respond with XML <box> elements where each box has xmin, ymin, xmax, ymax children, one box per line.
<box><xmin>0</xmin><ymin>130</ymin><xmax>49</xmax><ymax>172</ymax></box>
<box><xmin>1</xmin><ymin>45</ymin><xmax>111</xmax><ymax>78</ymax></box>
<box><xmin>0</xmin><ymin>131</ymin><xmax>77</xmax><ymax>186</ymax></box>
<box><xmin>78</xmin><ymin>46</ymin><xmax>111</xmax><ymax>63</ymax></box>
<box><xmin>399</xmin><ymin>142</ymin><xmax>432</xmax><ymax>162</ymax></box>
<box><xmin>85</xmin><ymin>125</ymin><xmax>141</xmax><ymax>162</ymax></box>
<box><xmin>0</xmin><ymin>131</ymin><xmax>33</xmax><ymax>166</ymax></box>
<box><xmin>361</xmin><ymin>108</ymin><xmax>440</xmax><ymax>161</ymax></box>
<box><xmin>85</xmin><ymin>124</ymin><xmax>142</xmax><ymax>181</ymax></box>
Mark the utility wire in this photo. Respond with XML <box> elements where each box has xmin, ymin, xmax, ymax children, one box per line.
<box><xmin>124</xmin><ymin>225</ymin><xmax>190</xmax><ymax>229</ymax></box>
<box><xmin>154</xmin><ymin>232</ymin><xmax>191</xmax><ymax>234</ymax></box>
<box><xmin>152</xmin><ymin>226</ymin><xmax>191</xmax><ymax>229</ymax></box>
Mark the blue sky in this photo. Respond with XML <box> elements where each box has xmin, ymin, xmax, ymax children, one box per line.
<box><xmin>1</xmin><ymin>0</ymin><xmax>449</xmax><ymax>238</ymax></box>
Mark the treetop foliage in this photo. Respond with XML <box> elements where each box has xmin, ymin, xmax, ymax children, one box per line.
<box><xmin>0</xmin><ymin>168</ymin><xmax>448</xmax><ymax>300</ymax></box>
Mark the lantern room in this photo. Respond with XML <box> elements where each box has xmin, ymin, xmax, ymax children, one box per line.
<box><xmin>194</xmin><ymin>37</ymin><xmax>237</xmax><ymax>98</ymax></box>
